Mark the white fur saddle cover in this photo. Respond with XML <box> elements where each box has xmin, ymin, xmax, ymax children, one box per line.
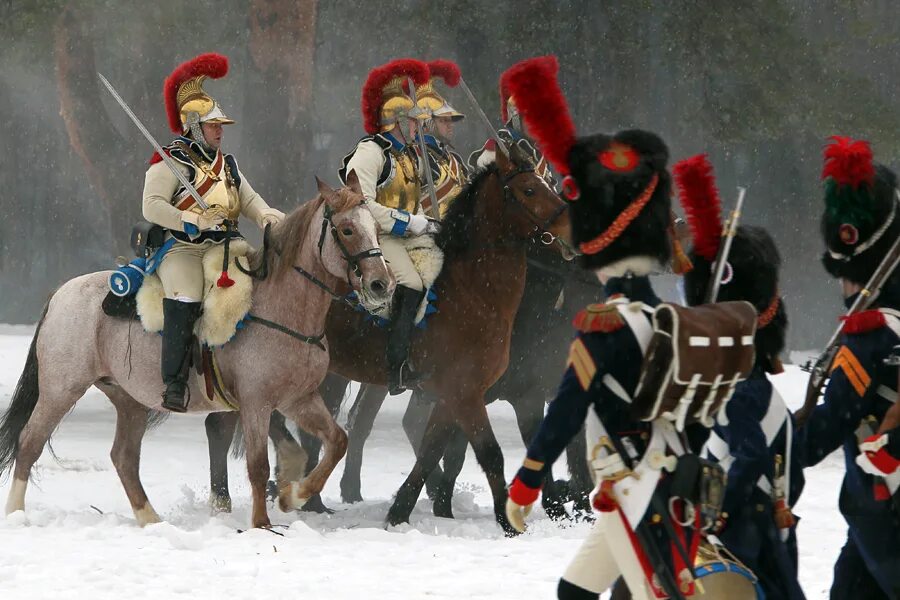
<box><xmin>136</xmin><ymin>240</ymin><xmax>253</xmax><ymax>347</ymax></box>
<box><xmin>376</xmin><ymin>234</ymin><xmax>444</xmax><ymax>324</ymax></box>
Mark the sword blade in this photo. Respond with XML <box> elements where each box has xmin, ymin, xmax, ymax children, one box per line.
<box><xmin>458</xmin><ymin>77</ymin><xmax>508</xmax><ymax>157</ymax></box>
<box><xmin>97</xmin><ymin>72</ymin><xmax>208</xmax><ymax>211</ymax></box>
<box><xmin>408</xmin><ymin>77</ymin><xmax>440</xmax><ymax>220</ymax></box>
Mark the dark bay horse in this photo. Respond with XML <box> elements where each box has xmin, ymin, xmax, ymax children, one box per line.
<box><xmin>0</xmin><ymin>175</ymin><xmax>392</xmax><ymax>529</ymax></box>
<box><xmin>325</xmin><ymin>244</ymin><xmax>602</xmax><ymax>520</ymax></box>
<box><xmin>207</xmin><ymin>149</ymin><xmax>572</xmax><ymax>533</ymax></box>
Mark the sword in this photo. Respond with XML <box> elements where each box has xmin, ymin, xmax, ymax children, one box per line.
<box><xmin>458</xmin><ymin>76</ymin><xmax>508</xmax><ymax>158</ymax></box>
<box><xmin>98</xmin><ymin>72</ymin><xmax>209</xmax><ymax>211</ymax></box>
<box><xmin>407</xmin><ymin>77</ymin><xmax>441</xmax><ymax>220</ymax></box>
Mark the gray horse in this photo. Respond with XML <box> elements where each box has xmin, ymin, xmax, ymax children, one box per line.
<box><xmin>0</xmin><ymin>174</ymin><xmax>392</xmax><ymax>529</ymax></box>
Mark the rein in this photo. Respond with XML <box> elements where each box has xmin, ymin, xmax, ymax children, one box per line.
<box><xmin>240</xmin><ymin>202</ymin><xmax>383</xmax><ymax>349</ymax></box>
<box><xmin>501</xmin><ymin>167</ymin><xmax>567</xmax><ymax>246</ymax></box>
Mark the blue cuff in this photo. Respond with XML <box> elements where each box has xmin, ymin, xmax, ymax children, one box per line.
<box><xmin>183</xmin><ymin>222</ymin><xmax>200</xmax><ymax>237</ymax></box>
<box><xmin>390</xmin><ymin>210</ymin><xmax>410</xmax><ymax>236</ymax></box>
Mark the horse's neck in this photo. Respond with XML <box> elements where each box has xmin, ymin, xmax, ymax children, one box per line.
<box><xmin>251</xmin><ymin>213</ymin><xmax>337</xmax><ymax>335</ymax></box>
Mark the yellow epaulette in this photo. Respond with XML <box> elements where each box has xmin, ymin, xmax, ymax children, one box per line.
<box><xmin>572</xmin><ymin>302</ymin><xmax>625</xmax><ymax>334</ymax></box>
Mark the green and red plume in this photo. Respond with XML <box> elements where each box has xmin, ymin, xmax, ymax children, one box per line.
<box><xmin>822</xmin><ymin>136</ymin><xmax>876</xmax><ymax>226</ymax></box>
<box><xmin>502</xmin><ymin>55</ymin><xmax>576</xmax><ymax>176</ymax></box>
<box><xmin>427</xmin><ymin>60</ymin><xmax>461</xmax><ymax>87</ymax></box>
<box><xmin>674</xmin><ymin>154</ymin><xmax>722</xmax><ymax>262</ymax></box>
<box><xmin>164</xmin><ymin>53</ymin><xmax>229</xmax><ymax>133</ymax></box>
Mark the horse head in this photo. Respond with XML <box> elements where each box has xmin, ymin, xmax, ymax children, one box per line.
<box><xmin>314</xmin><ymin>171</ymin><xmax>394</xmax><ymax>312</ymax></box>
<box><xmin>494</xmin><ymin>146</ymin><xmax>575</xmax><ymax>259</ymax></box>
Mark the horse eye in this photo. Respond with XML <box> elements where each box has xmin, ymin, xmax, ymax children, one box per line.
<box><xmin>341</xmin><ymin>228</ymin><xmax>354</xmax><ymax>236</ymax></box>
<box><xmin>524</xmin><ymin>188</ymin><xmax>535</xmax><ymax>197</ymax></box>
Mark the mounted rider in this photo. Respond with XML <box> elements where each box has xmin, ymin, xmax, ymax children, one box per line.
<box><xmin>414</xmin><ymin>60</ymin><xmax>469</xmax><ymax>218</ymax></box>
<box><xmin>142</xmin><ymin>53</ymin><xmax>284</xmax><ymax>413</ymax></box>
<box><xmin>468</xmin><ymin>75</ymin><xmax>557</xmax><ymax>189</ymax></box>
<box><xmin>338</xmin><ymin>59</ymin><xmax>434</xmax><ymax>395</ymax></box>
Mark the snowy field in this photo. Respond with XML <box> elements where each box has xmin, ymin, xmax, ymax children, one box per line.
<box><xmin>0</xmin><ymin>327</ymin><xmax>843</xmax><ymax>599</ymax></box>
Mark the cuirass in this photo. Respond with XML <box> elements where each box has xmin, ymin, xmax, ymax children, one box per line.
<box><xmin>432</xmin><ymin>150</ymin><xmax>466</xmax><ymax>218</ymax></box>
<box><xmin>173</xmin><ymin>149</ymin><xmax>241</xmax><ymax>220</ymax></box>
<box><xmin>376</xmin><ymin>150</ymin><xmax>420</xmax><ymax>214</ymax></box>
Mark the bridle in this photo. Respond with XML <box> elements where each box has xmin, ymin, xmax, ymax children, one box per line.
<box><xmin>239</xmin><ymin>201</ymin><xmax>384</xmax><ymax>349</ymax></box>
<box><xmin>500</xmin><ymin>166</ymin><xmax>568</xmax><ymax>247</ymax></box>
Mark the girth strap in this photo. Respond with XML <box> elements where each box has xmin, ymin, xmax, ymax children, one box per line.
<box><xmin>244</xmin><ymin>314</ymin><xmax>326</xmax><ymax>351</ymax></box>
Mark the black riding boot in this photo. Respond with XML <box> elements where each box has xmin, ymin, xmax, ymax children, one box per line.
<box><xmin>386</xmin><ymin>285</ymin><xmax>425</xmax><ymax>396</ymax></box>
<box><xmin>160</xmin><ymin>298</ymin><xmax>202</xmax><ymax>413</ymax></box>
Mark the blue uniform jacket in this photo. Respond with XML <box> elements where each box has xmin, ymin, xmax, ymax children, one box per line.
<box><xmin>796</xmin><ymin>289</ymin><xmax>900</xmax><ymax>596</ymax></box>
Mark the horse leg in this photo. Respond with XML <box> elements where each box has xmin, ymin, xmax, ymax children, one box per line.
<box><xmin>386</xmin><ymin>399</ymin><xmax>456</xmax><ymax>527</ymax></box>
<box><xmin>297</xmin><ymin>373</ymin><xmax>347</xmax><ymax>474</ymax></box>
<box><xmin>431</xmin><ymin>427</ymin><xmax>468</xmax><ymax>519</ymax></box>
<box><xmin>448</xmin><ymin>393</ymin><xmax>517</xmax><ymax>536</ymax></box>
<box><xmin>565</xmin><ymin>424</ymin><xmax>594</xmax><ymax>519</ymax></box>
<box><xmin>240</xmin><ymin>407</ymin><xmax>273</xmax><ymax>529</ymax></box>
<box><xmin>401</xmin><ymin>391</ymin><xmax>444</xmax><ymax>499</ymax></box>
<box><xmin>205</xmin><ymin>411</ymin><xmax>239</xmax><ymax>513</ymax></box>
<box><xmin>6</xmin><ymin>379</ymin><xmax>88</xmax><ymax>516</ymax></box>
<box><xmin>276</xmin><ymin>391</ymin><xmax>347</xmax><ymax>511</ymax></box>
<box><xmin>511</xmin><ymin>392</ymin><xmax>569</xmax><ymax>521</ymax></box>
<box><xmin>101</xmin><ymin>385</ymin><xmax>161</xmax><ymax>526</ymax></box>
<box><xmin>339</xmin><ymin>383</ymin><xmax>388</xmax><ymax>503</ymax></box>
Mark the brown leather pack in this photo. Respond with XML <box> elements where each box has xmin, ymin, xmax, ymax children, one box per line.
<box><xmin>633</xmin><ymin>301</ymin><xmax>757</xmax><ymax>431</ymax></box>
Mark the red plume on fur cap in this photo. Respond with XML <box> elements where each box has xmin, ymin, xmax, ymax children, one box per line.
<box><xmin>163</xmin><ymin>53</ymin><xmax>229</xmax><ymax>133</ymax></box>
<box><xmin>502</xmin><ymin>56</ymin><xmax>576</xmax><ymax>176</ymax></box>
<box><xmin>822</xmin><ymin>135</ymin><xmax>875</xmax><ymax>187</ymax></box>
<box><xmin>361</xmin><ymin>58</ymin><xmax>429</xmax><ymax>135</ymax></box>
<box><xmin>674</xmin><ymin>154</ymin><xmax>723</xmax><ymax>261</ymax></box>
<box><xmin>427</xmin><ymin>60</ymin><xmax>461</xmax><ymax>87</ymax></box>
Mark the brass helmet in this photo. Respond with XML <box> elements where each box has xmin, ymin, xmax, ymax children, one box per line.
<box><xmin>164</xmin><ymin>53</ymin><xmax>234</xmax><ymax>135</ymax></box>
<box><xmin>416</xmin><ymin>60</ymin><xmax>465</xmax><ymax>123</ymax></box>
<box><xmin>361</xmin><ymin>59</ymin><xmax>430</xmax><ymax>135</ymax></box>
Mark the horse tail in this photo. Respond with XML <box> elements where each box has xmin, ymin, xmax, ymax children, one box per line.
<box><xmin>0</xmin><ymin>303</ymin><xmax>49</xmax><ymax>475</ymax></box>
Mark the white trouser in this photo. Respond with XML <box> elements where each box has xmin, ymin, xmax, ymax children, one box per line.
<box><xmin>561</xmin><ymin>509</ymin><xmax>656</xmax><ymax>600</ymax></box>
<box><xmin>380</xmin><ymin>236</ymin><xmax>424</xmax><ymax>291</ymax></box>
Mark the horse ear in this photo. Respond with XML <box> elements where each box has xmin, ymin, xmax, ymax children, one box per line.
<box><xmin>316</xmin><ymin>175</ymin><xmax>334</xmax><ymax>196</ymax></box>
<box><xmin>345</xmin><ymin>169</ymin><xmax>363</xmax><ymax>195</ymax></box>
<box><xmin>495</xmin><ymin>146</ymin><xmax>513</xmax><ymax>172</ymax></box>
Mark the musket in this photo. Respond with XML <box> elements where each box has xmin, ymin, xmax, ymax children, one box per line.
<box><xmin>407</xmin><ymin>78</ymin><xmax>441</xmax><ymax>220</ymax></box>
<box><xmin>796</xmin><ymin>217</ymin><xmax>900</xmax><ymax>425</ymax></box>
<box><xmin>457</xmin><ymin>76</ymin><xmax>509</xmax><ymax>158</ymax></box>
<box><xmin>98</xmin><ymin>72</ymin><xmax>209</xmax><ymax>211</ymax></box>
<box><xmin>705</xmin><ymin>187</ymin><xmax>746</xmax><ymax>304</ymax></box>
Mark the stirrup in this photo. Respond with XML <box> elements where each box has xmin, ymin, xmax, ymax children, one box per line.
<box><xmin>389</xmin><ymin>362</ymin><xmax>423</xmax><ymax>396</ymax></box>
<box><xmin>161</xmin><ymin>386</ymin><xmax>190</xmax><ymax>413</ymax></box>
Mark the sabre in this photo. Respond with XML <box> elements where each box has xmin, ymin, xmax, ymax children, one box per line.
<box><xmin>457</xmin><ymin>76</ymin><xmax>508</xmax><ymax>158</ymax></box>
<box><xmin>407</xmin><ymin>77</ymin><xmax>441</xmax><ymax>220</ymax></box>
<box><xmin>98</xmin><ymin>72</ymin><xmax>209</xmax><ymax>211</ymax></box>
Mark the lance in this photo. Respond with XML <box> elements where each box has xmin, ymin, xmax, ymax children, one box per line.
<box><xmin>98</xmin><ymin>72</ymin><xmax>209</xmax><ymax>211</ymax></box>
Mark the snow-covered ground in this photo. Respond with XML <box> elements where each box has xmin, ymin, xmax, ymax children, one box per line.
<box><xmin>0</xmin><ymin>329</ymin><xmax>843</xmax><ymax>599</ymax></box>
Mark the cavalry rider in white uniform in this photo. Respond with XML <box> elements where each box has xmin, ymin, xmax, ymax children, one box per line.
<box><xmin>142</xmin><ymin>53</ymin><xmax>284</xmax><ymax>412</ymax></box>
<box><xmin>414</xmin><ymin>59</ymin><xmax>469</xmax><ymax>218</ymax></box>
<box><xmin>339</xmin><ymin>59</ymin><xmax>434</xmax><ymax>395</ymax></box>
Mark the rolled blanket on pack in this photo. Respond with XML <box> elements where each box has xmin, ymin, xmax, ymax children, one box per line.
<box><xmin>108</xmin><ymin>258</ymin><xmax>148</xmax><ymax>297</ymax></box>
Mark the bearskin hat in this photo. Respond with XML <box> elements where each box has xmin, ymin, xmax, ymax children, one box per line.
<box><xmin>676</xmin><ymin>154</ymin><xmax>786</xmax><ymax>373</ymax></box>
<box><xmin>502</xmin><ymin>56</ymin><xmax>672</xmax><ymax>274</ymax></box>
<box><xmin>820</xmin><ymin>136</ymin><xmax>900</xmax><ymax>285</ymax></box>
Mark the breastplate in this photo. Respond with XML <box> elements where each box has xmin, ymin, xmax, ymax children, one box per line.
<box><xmin>432</xmin><ymin>150</ymin><xmax>466</xmax><ymax>218</ymax></box>
<box><xmin>376</xmin><ymin>150</ymin><xmax>420</xmax><ymax>214</ymax></box>
<box><xmin>173</xmin><ymin>148</ymin><xmax>241</xmax><ymax>221</ymax></box>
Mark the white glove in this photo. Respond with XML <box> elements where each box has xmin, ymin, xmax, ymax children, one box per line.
<box><xmin>407</xmin><ymin>214</ymin><xmax>429</xmax><ymax>236</ymax></box>
<box><xmin>505</xmin><ymin>496</ymin><xmax>533</xmax><ymax>534</ymax></box>
<box><xmin>181</xmin><ymin>210</ymin><xmax>224</xmax><ymax>233</ymax></box>
<box><xmin>259</xmin><ymin>208</ymin><xmax>285</xmax><ymax>228</ymax></box>
<box><xmin>424</xmin><ymin>219</ymin><xmax>441</xmax><ymax>235</ymax></box>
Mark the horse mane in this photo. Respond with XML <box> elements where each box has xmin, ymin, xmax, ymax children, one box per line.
<box><xmin>436</xmin><ymin>165</ymin><xmax>498</xmax><ymax>260</ymax></box>
<box><xmin>249</xmin><ymin>187</ymin><xmax>364</xmax><ymax>281</ymax></box>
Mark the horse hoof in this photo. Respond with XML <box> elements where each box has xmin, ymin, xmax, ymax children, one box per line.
<box><xmin>209</xmin><ymin>494</ymin><xmax>233</xmax><ymax>514</ymax></box>
<box><xmin>340</xmin><ymin>489</ymin><xmax>364</xmax><ymax>504</ymax></box>
<box><xmin>300</xmin><ymin>494</ymin><xmax>334</xmax><ymax>515</ymax></box>
<box><xmin>386</xmin><ymin>506</ymin><xmax>411</xmax><ymax>527</ymax></box>
<box><xmin>278</xmin><ymin>481</ymin><xmax>310</xmax><ymax>512</ymax></box>
<box><xmin>432</xmin><ymin>500</ymin><xmax>454</xmax><ymax>519</ymax></box>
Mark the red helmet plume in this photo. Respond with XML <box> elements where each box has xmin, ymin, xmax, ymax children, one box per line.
<box><xmin>427</xmin><ymin>59</ymin><xmax>461</xmax><ymax>87</ymax></box>
<box><xmin>361</xmin><ymin>58</ymin><xmax>429</xmax><ymax>135</ymax></box>
<box><xmin>501</xmin><ymin>55</ymin><xmax>576</xmax><ymax>176</ymax></box>
<box><xmin>163</xmin><ymin>53</ymin><xmax>229</xmax><ymax>133</ymax></box>
<box><xmin>822</xmin><ymin>135</ymin><xmax>875</xmax><ymax>188</ymax></box>
<box><xmin>674</xmin><ymin>154</ymin><xmax>723</xmax><ymax>261</ymax></box>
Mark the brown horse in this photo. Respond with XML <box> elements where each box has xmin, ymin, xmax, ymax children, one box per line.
<box><xmin>0</xmin><ymin>174</ymin><xmax>392</xmax><ymax>529</ymax></box>
<box><xmin>208</xmin><ymin>149</ymin><xmax>571</xmax><ymax>533</ymax></box>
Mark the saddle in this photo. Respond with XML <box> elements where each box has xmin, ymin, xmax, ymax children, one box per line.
<box><xmin>368</xmin><ymin>234</ymin><xmax>444</xmax><ymax>325</ymax></box>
